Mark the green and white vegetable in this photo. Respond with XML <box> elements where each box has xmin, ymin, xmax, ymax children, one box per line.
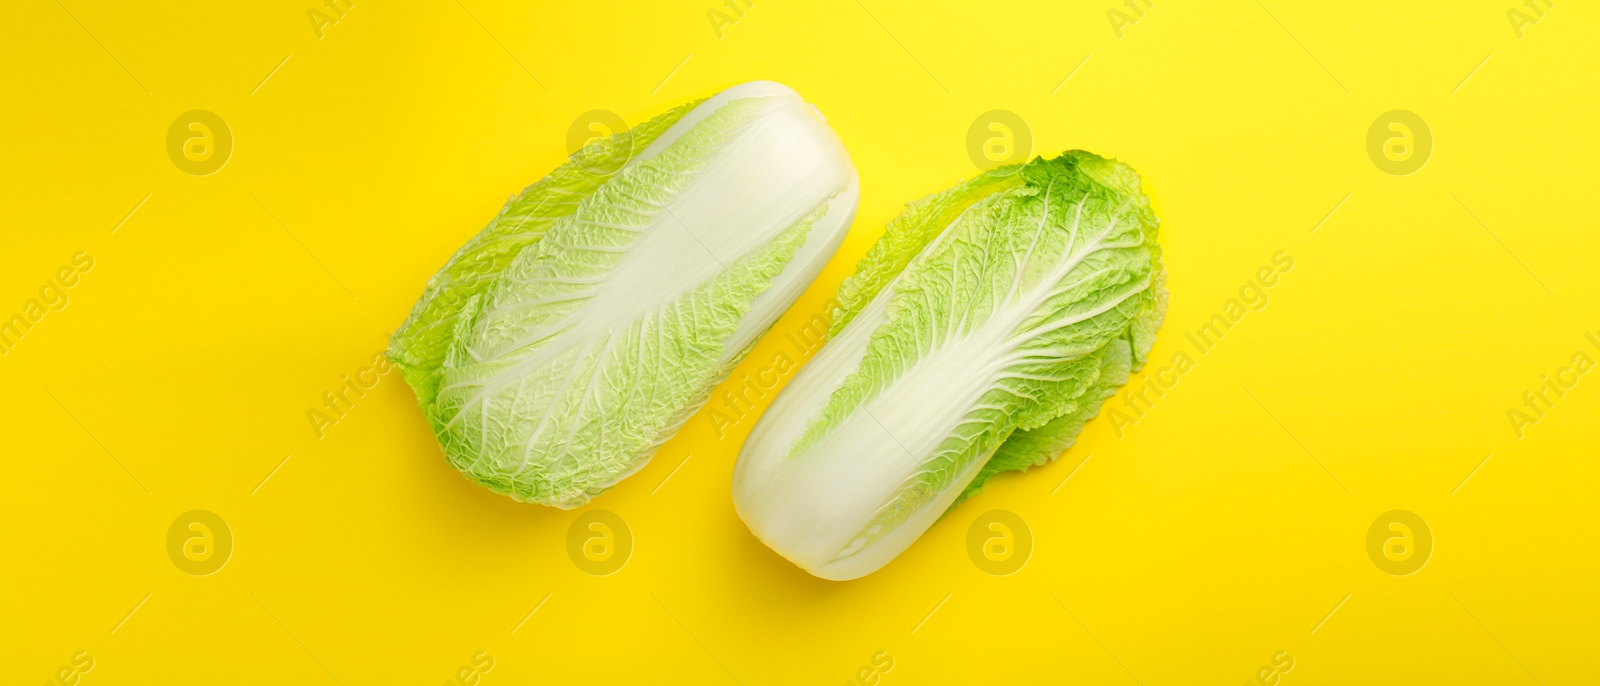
<box><xmin>388</xmin><ymin>81</ymin><xmax>858</xmax><ymax>508</ymax></box>
<box><xmin>732</xmin><ymin>152</ymin><xmax>1164</xmax><ymax>579</ymax></box>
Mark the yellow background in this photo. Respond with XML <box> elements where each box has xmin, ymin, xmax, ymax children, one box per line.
<box><xmin>3</xmin><ymin>0</ymin><xmax>1596</xmax><ymax>683</ymax></box>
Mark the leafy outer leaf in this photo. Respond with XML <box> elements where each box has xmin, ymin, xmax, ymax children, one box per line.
<box><xmin>952</xmin><ymin>154</ymin><xmax>1169</xmax><ymax>507</ymax></box>
<box><xmin>829</xmin><ymin>167</ymin><xmax>1024</xmax><ymax>337</ymax></box>
<box><xmin>732</xmin><ymin>151</ymin><xmax>1163</xmax><ymax>580</ymax></box>
<box><xmin>418</xmin><ymin>82</ymin><xmax>857</xmax><ymax>507</ymax></box>
<box><xmin>386</xmin><ymin>100</ymin><xmax>701</xmax><ymax>405</ymax></box>
<box><xmin>948</xmin><ymin>338</ymin><xmax>1130</xmax><ymax>509</ymax></box>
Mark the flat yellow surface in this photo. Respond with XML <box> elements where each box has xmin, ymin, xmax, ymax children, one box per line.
<box><xmin>3</xmin><ymin>1</ymin><xmax>1597</xmax><ymax>683</ymax></box>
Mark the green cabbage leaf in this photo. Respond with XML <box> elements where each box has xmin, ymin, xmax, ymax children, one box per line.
<box><xmin>389</xmin><ymin>82</ymin><xmax>858</xmax><ymax>507</ymax></box>
<box><xmin>732</xmin><ymin>152</ymin><xmax>1163</xmax><ymax>579</ymax></box>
